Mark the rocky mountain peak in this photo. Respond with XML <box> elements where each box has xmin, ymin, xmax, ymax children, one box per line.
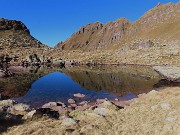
<box><xmin>75</xmin><ymin>22</ymin><xmax>103</xmax><ymax>35</ymax></box>
<box><xmin>0</xmin><ymin>18</ymin><xmax>30</xmax><ymax>34</ymax></box>
<box><xmin>0</xmin><ymin>18</ymin><xmax>48</xmax><ymax>50</ymax></box>
<box><xmin>55</xmin><ymin>2</ymin><xmax>180</xmax><ymax>51</ymax></box>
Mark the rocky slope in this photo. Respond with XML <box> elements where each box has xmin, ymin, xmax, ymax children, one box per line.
<box><xmin>2</xmin><ymin>87</ymin><xmax>180</xmax><ymax>135</ymax></box>
<box><xmin>0</xmin><ymin>18</ymin><xmax>51</xmax><ymax>64</ymax></box>
<box><xmin>54</xmin><ymin>2</ymin><xmax>180</xmax><ymax>66</ymax></box>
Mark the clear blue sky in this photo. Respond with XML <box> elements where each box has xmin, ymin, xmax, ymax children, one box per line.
<box><xmin>0</xmin><ymin>0</ymin><xmax>179</xmax><ymax>47</ymax></box>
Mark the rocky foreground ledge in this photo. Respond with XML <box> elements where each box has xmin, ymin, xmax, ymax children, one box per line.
<box><xmin>153</xmin><ymin>66</ymin><xmax>180</xmax><ymax>82</ymax></box>
<box><xmin>1</xmin><ymin>87</ymin><xmax>180</xmax><ymax>135</ymax></box>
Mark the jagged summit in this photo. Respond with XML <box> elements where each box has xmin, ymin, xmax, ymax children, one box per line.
<box><xmin>55</xmin><ymin>2</ymin><xmax>180</xmax><ymax>51</ymax></box>
<box><xmin>55</xmin><ymin>17</ymin><xmax>131</xmax><ymax>50</ymax></box>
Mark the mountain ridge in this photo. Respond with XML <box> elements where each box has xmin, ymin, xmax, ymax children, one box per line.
<box><xmin>55</xmin><ymin>2</ymin><xmax>180</xmax><ymax>51</ymax></box>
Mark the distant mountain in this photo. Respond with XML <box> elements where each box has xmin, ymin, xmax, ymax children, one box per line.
<box><xmin>56</xmin><ymin>2</ymin><xmax>180</xmax><ymax>51</ymax></box>
<box><xmin>54</xmin><ymin>2</ymin><xmax>180</xmax><ymax>66</ymax></box>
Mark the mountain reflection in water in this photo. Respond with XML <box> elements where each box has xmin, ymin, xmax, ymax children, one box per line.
<box><xmin>14</xmin><ymin>66</ymin><xmax>162</xmax><ymax>108</ymax></box>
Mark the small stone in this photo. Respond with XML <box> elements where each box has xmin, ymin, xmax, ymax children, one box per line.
<box><xmin>160</xmin><ymin>103</ymin><xmax>170</xmax><ymax>110</ymax></box>
<box><xmin>68</xmin><ymin>99</ymin><xmax>76</xmax><ymax>104</ymax></box>
<box><xmin>151</xmin><ymin>105</ymin><xmax>159</xmax><ymax>111</ymax></box>
<box><xmin>115</xmin><ymin>98</ymin><xmax>119</xmax><ymax>101</ymax></box>
<box><xmin>94</xmin><ymin>108</ymin><xmax>109</xmax><ymax>116</ymax></box>
<box><xmin>61</xmin><ymin>118</ymin><xmax>76</xmax><ymax>126</ymax></box>
<box><xmin>23</xmin><ymin>110</ymin><xmax>36</xmax><ymax>120</ymax></box>
<box><xmin>70</xmin><ymin>104</ymin><xmax>77</xmax><ymax>107</ymax></box>
<box><xmin>166</xmin><ymin>117</ymin><xmax>177</xmax><ymax>122</ymax></box>
<box><xmin>42</xmin><ymin>102</ymin><xmax>57</xmax><ymax>108</ymax></box>
<box><xmin>78</xmin><ymin>101</ymin><xmax>88</xmax><ymax>106</ymax></box>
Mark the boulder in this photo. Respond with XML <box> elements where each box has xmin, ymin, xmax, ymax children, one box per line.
<box><xmin>153</xmin><ymin>66</ymin><xmax>180</xmax><ymax>82</ymax></box>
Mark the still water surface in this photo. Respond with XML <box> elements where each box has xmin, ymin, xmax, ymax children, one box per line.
<box><xmin>13</xmin><ymin>66</ymin><xmax>162</xmax><ymax>108</ymax></box>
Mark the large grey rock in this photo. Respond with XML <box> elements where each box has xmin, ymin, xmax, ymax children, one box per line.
<box><xmin>153</xmin><ymin>66</ymin><xmax>180</xmax><ymax>82</ymax></box>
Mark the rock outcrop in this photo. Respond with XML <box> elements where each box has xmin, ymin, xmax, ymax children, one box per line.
<box><xmin>153</xmin><ymin>66</ymin><xmax>180</xmax><ymax>82</ymax></box>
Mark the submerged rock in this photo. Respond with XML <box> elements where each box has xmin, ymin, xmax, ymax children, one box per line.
<box><xmin>42</xmin><ymin>102</ymin><xmax>57</xmax><ymax>108</ymax></box>
<box><xmin>73</xmin><ymin>93</ymin><xmax>85</xmax><ymax>98</ymax></box>
<box><xmin>153</xmin><ymin>66</ymin><xmax>180</xmax><ymax>82</ymax></box>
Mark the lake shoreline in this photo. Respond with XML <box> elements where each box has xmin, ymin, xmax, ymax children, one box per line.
<box><xmin>1</xmin><ymin>87</ymin><xmax>180</xmax><ymax>134</ymax></box>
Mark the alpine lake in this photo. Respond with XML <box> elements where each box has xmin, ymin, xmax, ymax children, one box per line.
<box><xmin>0</xmin><ymin>65</ymin><xmax>176</xmax><ymax>108</ymax></box>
